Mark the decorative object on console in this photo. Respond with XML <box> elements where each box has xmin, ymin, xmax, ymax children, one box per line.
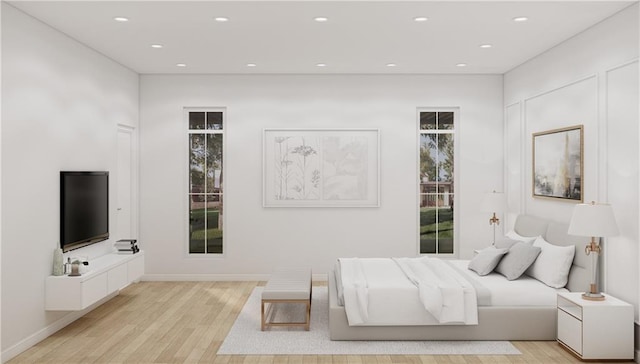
<box><xmin>115</xmin><ymin>239</ymin><xmax>139</xmax><ymax>254</ymax></box>
<box><xmin>68</xmin><ymin>259</ymin><xmax>82</xmax><ymax>276</ymax></box>
<box><xmin>480</xmin><ymin>190</ymin><xmax>504</xmax><ymax>245</ymax></box>
<box><xmin>52</xmin><ymin>248</ymin><xmax>64</xmax><ymax>276</ymax></box>
<box><xmin>568</xmin><ymin>201</ymin><xmax>619</xmax><ymax>301</ymax></box>
<box><xmin>63</xmin><ymin>257</ymin><xmax>71</xmax><ymax>275</ymax></box>
<box><xmin>532</xmin><ymin>125</ymin><xmax>583</xmax><ymax>202</ymax></box>
<box><xmin>72</xmin><ymin>256</ymin><xmax>90</xmax><ymax>274</ymax></box>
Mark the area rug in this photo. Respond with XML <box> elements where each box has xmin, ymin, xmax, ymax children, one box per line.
<box><xmin>217</xmin><ymin>287</ymin><xmax>521</xmax><ymax>355</ymax></box>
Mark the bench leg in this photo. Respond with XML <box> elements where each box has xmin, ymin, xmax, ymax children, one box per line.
<box><xmin>261</xmin><ymin>300</ymin><xmax>265</xmax><ymax>331</ymax></box>
<box><xmin>305</xmin><ymin>300</ymin><xmax>310</xmax><ymax>331</ymax></box>
<box><xmin>261</xmin><ymin>299</ymin><xmax>311</xmax><ymax>331</ymax></box>
<box><xmin>306</xmin><ymin>285</ymin><xmax>312</xmax><ymax>331</ymax></box>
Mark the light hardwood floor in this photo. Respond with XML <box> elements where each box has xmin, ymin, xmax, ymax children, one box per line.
<box><xmin>8</xmin><ymin>281</ymin><xmax>631</xmax><ymax>363</ymax></box>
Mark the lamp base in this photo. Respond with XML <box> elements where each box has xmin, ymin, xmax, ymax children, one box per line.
<box><xmin>582</xmin><ymin>292</ymin><xmax>605</xmax><ymax>301</ymax></box>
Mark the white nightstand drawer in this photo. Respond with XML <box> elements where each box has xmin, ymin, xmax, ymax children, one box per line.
<box><xmin>557</xmin><ymin>295</ymin><xmax>582</xmax><ymax>320</ymax></box>
<box><xmin>558</xmin><ymin>309</ymin><xmax>582</xmax><ymax>355</ymax></box>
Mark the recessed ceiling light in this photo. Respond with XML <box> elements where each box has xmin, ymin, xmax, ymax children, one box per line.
<box><xmin>246</xmin><ymin>63</ymin><xmax>257</xmax><ymax>67</ymax></box>
<box><xmin>456</xmin><ymin>63</ymin><xmax>467</xmax><ymax>67</ymax></box>
<box><xmin>113</xmin><ymin>17</ymin><xmax>129</xmax><ymax>22</ymax></box>
<box><xmin>314</xmin><ymin>17</ymin><xmax>328</xmax><ymax>22</ymax></box>
<box><xmin>316</xmin><ymin>63</ymin><xmax>327</xmax><ymax>67</ymax></box>
<box><xmin>480</xmin><ymin>44</ymin><xmax>492</xmax><ymax>49</ymax></box>
<box><xmin>386</xmin><ymin>63</ymin><xmax>397</xmax><ymax>67</ymax></box>
<box><xmin>513</xmin><ymin>16</ymin><xmax>528</xmax><ymax>22</ymax></box>
<box><xmin>414</xmin><ymin>17</ymin><xmax>428</xmax><ymax>22</ymax></box>
<box><xmin>176</xmin><ymin>63</ymin><xmax>187</xmax><ymax>67</ymax></box>
<box><xmin>215</xmin><ymin>17</ymin><xmax>229</xmax><ymax>22</ymax></box>
<box><xmin>151</xmin><ymin>44</ymin><xmax>163</xmax><ymax>49</ymax></box>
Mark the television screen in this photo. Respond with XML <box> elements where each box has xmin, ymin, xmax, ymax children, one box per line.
<box><xmin>60</xmin><ymin>171</ymin><xmax>109</xmax><ymax>252</ymax></box>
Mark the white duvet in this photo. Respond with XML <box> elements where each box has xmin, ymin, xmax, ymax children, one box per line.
<box><xmin>339</xmin><ymin>257</ymin><xmax>478</xmax><ymax>326</ymax></box>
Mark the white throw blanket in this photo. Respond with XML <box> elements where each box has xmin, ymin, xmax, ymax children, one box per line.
<box><xmin>393</xmin><ymin>257</ymin><xmax>478</xmax><ymax>324</ymax></box>
<box><xmin>338</xmin><ymin>258</ymin><xmax>370</xmax><ymax>325</ymax></box>
<box><xmin>339</xmin><ymin>257</ymin><xmax>478</xmax><ymax>325</ymax></box>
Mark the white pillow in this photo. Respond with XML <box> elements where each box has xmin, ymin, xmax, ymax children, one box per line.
<box><xmin>468</xmin><ymin>246</ymin><xmax>509</xmax><ymax>276</ymax></box>
<box><xmin>505</xmin><ymin>230</ymin><xmax>537</xmax><ymax>244</ymax></box>
<box><xmin>525</xmin><ymin>236</ymin><xmax>575</xmax><ymax>288</ymax></box>
<box><xmin>494</xmin><ymin>238</ymin><xmax>519</xmax><ymax>250</ymax></box>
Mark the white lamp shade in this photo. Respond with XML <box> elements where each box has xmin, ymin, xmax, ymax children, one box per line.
<box><xmin>568</xmin><ymin>202</ymin><xmax>619</xmax><ymax>237</ymax></box>
<box><xmin>480</xmin><ymin>191</ymin><xmax>504</xmax><ymax>213</ymax></box>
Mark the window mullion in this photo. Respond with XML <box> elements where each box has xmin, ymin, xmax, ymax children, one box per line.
<box><xmin>203</xmin><ymin>130</ymin><xmax>208</xmax><ymax>254</ymax></box>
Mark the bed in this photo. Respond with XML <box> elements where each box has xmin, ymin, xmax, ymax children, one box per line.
<box><xmin>328</xmin><ymin>214</ymin><xmax>591</xmax><ymax>340</ymax></box>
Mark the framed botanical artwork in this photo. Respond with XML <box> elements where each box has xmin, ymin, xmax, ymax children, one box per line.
<box><xmin>532</xmin><ymin>125</ymin><xmax>583</xmax><ymax>202</ymax></box>
<box><xmin>263</xmin><ymin>129</ymin><xmax>380</xmax><ymax>207</ymax></box>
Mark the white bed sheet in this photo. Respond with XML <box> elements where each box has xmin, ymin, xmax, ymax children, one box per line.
<box><xmin>336</xmin><ymin>258</ymin><xmax>567</xmax><ymax>326</ymax></box>
<box><xmin>448</xmin><ymin>260</ymin><xmax>568</xmax><ymax>306</ymax></box>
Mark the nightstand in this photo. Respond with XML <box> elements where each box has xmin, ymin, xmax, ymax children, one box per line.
<box><xmin>557</xmin><ymin>292</ymin><xmax>633</xmax><ymax>360</ymax></box>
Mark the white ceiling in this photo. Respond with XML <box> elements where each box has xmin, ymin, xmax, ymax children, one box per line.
<box><xmin>8</xmin><ymin>1</ymin><xmax>636</xmax><ymax>74</ymax></box>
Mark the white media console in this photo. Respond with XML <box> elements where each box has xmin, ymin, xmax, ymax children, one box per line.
<box><xmin>45</xmin><ymin>251</ymin><xmax>144</xmax><ymax>311</ymax></box>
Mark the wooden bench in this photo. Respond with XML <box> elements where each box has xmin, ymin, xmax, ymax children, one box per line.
<box><xmin>261</xmin><ymin>267</ymin><xmax>312</xmax><ymax>331</ymax></box>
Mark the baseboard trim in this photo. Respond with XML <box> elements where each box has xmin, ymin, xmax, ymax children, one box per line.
<box><xmin>142</xmin><ymin>273</ymin><xmax>329</xmax><ymax>282</ymax></box>
<box><xmin>1</xmin><ymin>292</ymin><xmax>119</xmax><ymax>363</ymax></box>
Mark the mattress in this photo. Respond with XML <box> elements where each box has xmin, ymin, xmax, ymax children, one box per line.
<box><xmin>448</xmin><ymin>260</ymin><xmax>568</xmax><ymax>306</ymax></box>
<box><xmin>334</xmin><ymin>258</ymin><xmax>567</xmax><ymax>326</ymax></box>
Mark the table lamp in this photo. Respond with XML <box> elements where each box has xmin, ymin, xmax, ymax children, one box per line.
<box><xmin>568</xmin><ymin>201</ymin><xmax>619</xmax><ymax>301</ymax></box>
<box><xmin>480</xmin><ymin>191</ymin><xmax>504</xmax><ymax>245</ymax></box>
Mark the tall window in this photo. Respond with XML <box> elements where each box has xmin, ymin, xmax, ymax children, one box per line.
<box><xmin>419</xmin><ymin>111</ymin><xmax>455</xmax><ymax>254</ymax></box>
<box><xmin>188</xmin><ymin>110</ymin><xmax>224</xmax><ymax>254</ymax></box>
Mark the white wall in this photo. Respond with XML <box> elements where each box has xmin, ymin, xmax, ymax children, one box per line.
<box><xmin>1</xmin><ymin>4</ymin><xmax>139</xmax><ymax>360</ymax></box>
<box><xmin>139</xmin><ymin>74</ymin><xmax>503</xmax><ymax>278</ymax></box>
<box><xmin>504</xmin><ymin>3</ymin><xmax>639</xmax><ymax>320</ymax></box>
<box><xmin>0</xmin><ymin>3</ymin><xmax>4</xmax><ymax>362</ymax></box>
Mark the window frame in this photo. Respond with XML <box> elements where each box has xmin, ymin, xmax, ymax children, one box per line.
<box><xmin>416</xmin><ymin>107</ymin><xmax>459</xmax><ymax>257</ymax></box>
<box><xmin>184</xmin><ymin>107</ymin><xmax>226</xmax><ymax>258</ymax></box>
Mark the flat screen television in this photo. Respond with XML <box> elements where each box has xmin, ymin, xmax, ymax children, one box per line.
<box><xmin>60</xmin><ymin>171</ymin><xmax>109</xmax><ymax>252</ymax></box>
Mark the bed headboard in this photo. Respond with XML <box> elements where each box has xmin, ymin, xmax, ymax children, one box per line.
<box><xmin>513</xmin><ymin>214</ymin><xmax>591</xmax><ymax>293</ymax></box>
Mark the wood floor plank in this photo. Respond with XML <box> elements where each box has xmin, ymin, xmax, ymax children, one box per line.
<box><xmin>6</xmin><ymin>281</ymin><xmax>627</xmax><ymax>364</ymax></box>
<box><xmin>374</xmin><ymin>355</ymin><xmax>392</xmax><ymax>364</ymax></box>
<box><xmin>332</xmin><ymin>355</ymin><xmax>348</xmax><ymax>364</ymax></box>
<box><xmin>302</xmin><ymin>355</ymin><xmax>319</xmax><ymax>364</ymax></box>
<box><xmin>273</xmin><ymin>355</ymin><xmax>290</xmax><ymax>364</ymax></box>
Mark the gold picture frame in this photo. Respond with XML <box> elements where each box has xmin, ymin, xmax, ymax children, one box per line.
<box><xmin>532</xmin><ymin>125</ymin><xmax>583</xmax><ymax>202</ymax></box>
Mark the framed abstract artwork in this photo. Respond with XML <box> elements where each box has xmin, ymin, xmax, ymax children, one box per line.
<box><xmin>532</xmin><ymin>125</ymin><xmax>583</xmax><ymax>202</ymax></box>
<box><xmin>263</xmin><ymin>129</ymin><xmax>379</xmax><ymax>207</ymax></box>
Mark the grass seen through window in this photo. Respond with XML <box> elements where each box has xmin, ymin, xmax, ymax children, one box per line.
<box><xmin>420</xmin><ymin>207</ymin><xmax>454</xmax><ymax>254</ymax></box>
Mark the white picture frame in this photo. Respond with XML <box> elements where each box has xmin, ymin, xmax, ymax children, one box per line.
<box><xmin>263</xmin><ymin>128</ymin><xmax>380</xmax><ymax>207</ymax></box>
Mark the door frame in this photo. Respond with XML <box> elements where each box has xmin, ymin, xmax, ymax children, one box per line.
<box><xmin>117</xmin><ymin>124</ymin><xmax>139</xmax><ymax>240</ymax></box>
